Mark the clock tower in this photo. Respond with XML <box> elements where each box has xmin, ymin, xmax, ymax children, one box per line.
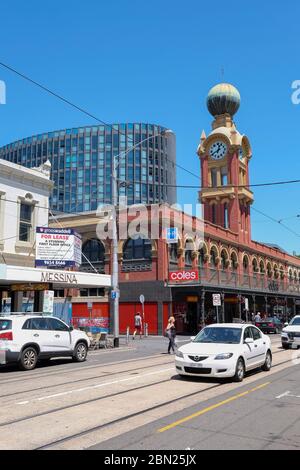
<box><xmin>198</xmin><ymin>83</ymin><xmax>254</xmax><ymax>244</ymax></box>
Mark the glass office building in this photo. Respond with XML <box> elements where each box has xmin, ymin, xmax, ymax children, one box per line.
<box><xmin>0</xmin><ymin>123</ymin><xmax>176</xmax><ymax>213</ymax></box>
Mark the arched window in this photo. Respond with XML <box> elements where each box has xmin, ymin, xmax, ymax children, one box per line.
<box><xmin>169</xmin><ymin>243</ymin><xmax>178</xmax><ymax>264</ymax></box>
<box><xmin>185</xmin><ymin>241</ymin><xmax>193</xmax><ymax>267</ymax></box>
<box><xmin>123</xmin><ymin>238</ymin><xmax>152</xmax><ymax>261</ymax></box>
<box><xmin>231</xmin><ymin>252</ymin><xmax>238</xmax><ymax>271</ymax></box>
<box><xmin>267</xmin><ymin>263</ymin><xmax>272</xmax><ymax>278</ymax></box>
<box><xmin>252</xmin><ymin>258</ymin><xmax>258</xmax><ymax>274</ymax></box>
<box><xmin>198</xmin><ymin>248</ymin><xmax>205</xmax><ymax>268</ymax></box>
<box><xmin>243</xmin><ymin>256</ymin><xmax>249</xmax><ymax>273</ymax></box>
<box><xmin>210</xmin><ymin>247</ymin><xmax>218</xmax><ymax>267</ymax></box>
<box><xmin>82</xmin><ymin>239</ymin><xmax>105</xmax><ymax>264</ymax></box>
<box><xmin>260</xmin><ymin>261</ymin><xmax>265</xmax><ymax>274</ymax></box>
<box><xmin>221</xmin><ymin>250</ymin><xmax>228</xmax><ymax>270</ymax></box>
<box><xmin>81</xmin><ymin>239</ymin><xmax>105</xmax><ymax>273</ymax></box>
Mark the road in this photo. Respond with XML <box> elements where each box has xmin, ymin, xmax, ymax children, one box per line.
<box><xmin>0</xmin><ymin>335</ymin><xmax>299</xmax><ymax>450</ymax></box>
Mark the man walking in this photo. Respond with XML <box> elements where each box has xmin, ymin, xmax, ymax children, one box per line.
<box><xmin>133</xmin><ymin>312</ymin><xmax>143</xmax><ymax>340</ymax></box>
<box><xmin>254</xmin><ymin>312</ymin><xmax>261</xmax><ymax>323</ymax></box>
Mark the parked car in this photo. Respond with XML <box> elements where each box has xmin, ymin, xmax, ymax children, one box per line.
<box><xmin>281</xmin><ymin>315</ymin><xmax>300</xmax><ymax>349</ymax></box>
<box><xmin>255</xmin><ymin>317</ymin><xmax>283</xmax><ymax>334</ymax></box>
<box><xmin>175</xmin><ymin>323</ymin><xmax>272</xmax><ymax>382</ymax></box>
<box><xmin>0</xmin><ymin>314</ymin><xmax>90</xmax><ymax>370</ymax></box>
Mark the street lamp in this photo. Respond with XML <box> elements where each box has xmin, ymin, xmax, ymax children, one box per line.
<box><xmin>111</xmin><ymin>129</ymin><xmax>174</xmax><ymax>347</ymax></box>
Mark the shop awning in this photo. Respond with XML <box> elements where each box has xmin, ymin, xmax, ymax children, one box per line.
<box><xmin>0</xmin><ymin>264</ymin><xmax>111</xmax><ymax>289</ymax></box>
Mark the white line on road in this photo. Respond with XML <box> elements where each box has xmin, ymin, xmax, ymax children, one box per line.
<box><xmin>276</xmin><ymin>391</ymin><xmax>291</xmax><ymax>399</ymax></box>
<box><xmin>16</xmin><ymin>367</ymin><xmax>174</xmax><ymax>405</ymax></box>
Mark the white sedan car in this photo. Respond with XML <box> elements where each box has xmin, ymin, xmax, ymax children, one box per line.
<box><xmin>175</xmin><ymin>323</ymin><xmax>272</xmax><ymax>382</ymax></box>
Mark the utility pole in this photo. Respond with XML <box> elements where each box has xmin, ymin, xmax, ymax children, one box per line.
<box><xmin>112</xmin><ymin>155</ymin><xmax>119</xmax><ymax>348</ymax></box>
<box><xmin>111</xmin><ymin>129</ymin><xmax>173</xmax><ymax>348</ymax></box>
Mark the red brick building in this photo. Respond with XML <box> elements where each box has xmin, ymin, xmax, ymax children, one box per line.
<box><xmin>51</xmin><ymin>83</ymin><xmax>300</xmax><ymax>335</ymax></box>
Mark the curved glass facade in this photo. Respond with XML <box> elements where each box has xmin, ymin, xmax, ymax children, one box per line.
<box><xmin>0</xmin><ymin>123</ymin><xmax>176</xmax><ymax>213</ymax></box>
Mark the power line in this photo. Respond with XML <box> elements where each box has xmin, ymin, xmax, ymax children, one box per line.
<box><xmin>1</xmin><ymin>61</ymin><xmax>300</xmax><ymax>243</ymax></box>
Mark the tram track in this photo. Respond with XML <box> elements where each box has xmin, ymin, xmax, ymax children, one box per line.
<box><xmin>34</xmin><ymin>356</ymin><xmax>296</xmax><ymax>450</ymax></box>
<box><xmin>0</xmin><ymin>346</ymin><xmax>287</xmax><ymax>397</ymax></box>
<box><xmin>0</xmin><ymin>359</ymin><xmax>173</xmax><ymax>399</ymax></box>
<box><xmin>0</xmin><ymin>352</ymin><xmax>294</xmax><ymax>449</ymax></box>
<box><xmin>0</xmin><ymin>353</ymin><xmax>168</xmax><ymax>386</ymax></box>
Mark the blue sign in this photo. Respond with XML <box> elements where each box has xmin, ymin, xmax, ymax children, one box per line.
<box><xmin>166</xmin><ymin>227</ymin><xmax>178</xmax><ymax>244</ymax></box>
<box><xmin>111</xmin><ymin>291</ymin><xmax>118</xmax><ymax>300</ymax></box>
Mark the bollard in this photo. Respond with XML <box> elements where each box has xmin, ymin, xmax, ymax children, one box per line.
<box><xmin>145</xmin><ymin>323</ymin><xmax>149</xmax><ymax>337</ymax></box>
<box><xmin>126</xmin><ymin>326</ymin><xmax>130</xmax><ymax>344</ymax></box>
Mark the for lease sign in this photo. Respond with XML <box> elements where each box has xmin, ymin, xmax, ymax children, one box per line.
<box><xmin>35</xmin><ymin>227</ymin><xmax>82</xmax><ymax>268</ymax></box>
<box><xmin>169</xmin><ymin>270</ymin><xmax>199</xmax><ymax>283</ymax></box>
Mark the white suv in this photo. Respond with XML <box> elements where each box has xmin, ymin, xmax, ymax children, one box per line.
<box><xmin>281</xmin><ymin>315</ymin><xmax>300</xmax><ymax>349</ymax></box>
<box><xmin>0</xmin><ymin>314</ymin><xmax>90</xmax><ymax>370</ymax></box>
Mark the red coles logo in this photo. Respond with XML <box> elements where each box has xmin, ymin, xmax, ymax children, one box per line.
<box><xmin>169</xmin><ymin>270</ymin><xmax>199</xmax><ymax>282</ymax></box>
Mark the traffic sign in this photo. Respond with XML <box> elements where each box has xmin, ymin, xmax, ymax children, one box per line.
<box><xmin>166</xmin><ymin>227</ymin><xmax>178</xmax><ymax>244</ymax></box>
<box><xmin>139</xmin><ymin>294</ymin><xmax>145</xmax><ymax>304</ymax></box>
<box><xmin>213</xmin><ymin>294</ymin><xmax>221</xmax><ymax>307</ymax></box>
<box><xmin>111</xmin><ymin>291</ymin><xmax>118</xmax><ymax>300</ymax></box>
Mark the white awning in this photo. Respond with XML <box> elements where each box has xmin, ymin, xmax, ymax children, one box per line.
<box><xmin>0</xmin><ymin>264</ymin><xmax>111</xmax><ymax>289</ymax></box>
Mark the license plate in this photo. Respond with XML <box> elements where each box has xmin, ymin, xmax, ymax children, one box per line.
<box><xmin>261</xmin><ymin>324</ymin><xmax>268</xmax><ymax>327</ymax></box>
<box><xmin>194</xmin><ymin>363</ymin><xmax>203</xmax><ymax>368</ymax></box>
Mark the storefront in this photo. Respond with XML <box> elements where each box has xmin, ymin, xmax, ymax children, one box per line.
<box><xmin>0</xmin><ymin>264</ymin><xmax>111</xmax><ymax>313</ymax></box>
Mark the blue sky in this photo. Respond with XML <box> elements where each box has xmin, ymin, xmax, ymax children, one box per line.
<box><xmin>0</xmin><ymin>0</ymin><xmax>300</xmax><ymax>253</ymax></box>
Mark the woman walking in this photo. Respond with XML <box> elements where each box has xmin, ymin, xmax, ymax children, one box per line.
<box><xmin>166</xmin><ymin>316</ymin><xmax>176</xmax><ymax>354</ymax></box>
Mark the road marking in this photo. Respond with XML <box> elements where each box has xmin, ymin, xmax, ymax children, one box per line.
<box><xmin>16</xmin><ymin>367</ymin><xmax>174</xmax><ymax>405</ymax></box>
<box><xmin>276</xmin><ymin>391</ymin><xmax>291</xmax><ymax>399</ymax></box>
<box><xmin>157</xmin><ymin>382</ymin><xmax>271</xmax><ymax>433</ymax></box>
<box><xmin>276</xmin><ymin>391</ymin><xmax>300</xmax><ymax>399</ymax></box>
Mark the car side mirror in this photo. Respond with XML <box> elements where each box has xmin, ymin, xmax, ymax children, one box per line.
<box><xmin>69</xmin><ymin>325</ymin><xmax>74</xmax><ymax>332</ymax></box>
<box><xmin>190</xmin><ymin>336</ymin><xmax>196</xmax><ymax>342</ymax></box>
<box><xmin>244</xmin><ymin>338</ymin><xmax>254</xmax><ymax>344</ymax></box>
<box><xmin>284</xmin><ymin>323</ymin><xmax>288</xmax><ymax>327</ymax></box>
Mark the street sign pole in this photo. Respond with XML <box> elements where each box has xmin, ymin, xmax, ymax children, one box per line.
<box><xmin>140</xmin><ymin>294</ymin><xmax>146</xmax><ymax>336</ymax></box>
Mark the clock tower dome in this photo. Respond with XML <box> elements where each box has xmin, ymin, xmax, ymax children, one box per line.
<box><xmin>198</xmin><ymin>83</ymin><xmax>254</xmax><ymax>244</ymax></box>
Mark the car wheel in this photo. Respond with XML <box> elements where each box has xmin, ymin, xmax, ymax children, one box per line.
<box><xmin>233</xmin><ymin>358</ymin><xmax>245</xmax><ymax>382</ymax></box>
<box><xmin>19</xmin><ymin>347</ymin><xmax>38</xmax><ymax>371</ymax></box>
<box><xmin>73</xmin><ymin>342</ymin><xmax>88</xmax><ymax>362</ymax></box>
<box><xmin>282</xmin><ymin>343</ymin><xmax>290</xmax><ymax>350</ymax></box>
<box><xmin>262</xmin><ymin>351</ymin><xmax>272</xmax><ymax>371</ymax></box>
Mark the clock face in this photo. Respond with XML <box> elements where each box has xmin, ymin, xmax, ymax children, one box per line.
<box><xmin>209</xmin><ymin>141</ymin><xmax>228</xmax><ymax>160</ymax></box>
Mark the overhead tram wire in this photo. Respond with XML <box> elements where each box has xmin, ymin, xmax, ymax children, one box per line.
<box><xmin>1</xmin><ymin>61</ymin><xmax>300</xmax><ymax>241</ymax></box>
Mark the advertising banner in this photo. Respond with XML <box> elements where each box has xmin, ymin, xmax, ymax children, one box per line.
<box><xmin>35</xmin><ymin>227</ymin><xmax>82</xmax><ymax>268</ymax></box>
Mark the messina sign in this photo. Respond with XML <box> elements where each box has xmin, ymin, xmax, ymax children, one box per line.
<box><xmin>35</xmin><ymin>227</ymin><xmax>82</xmax><ymax>268</ymax></box>
<box><xmin>169</xmin><ymin>270</ymin><xmax>199</xmax><ymax>283</ymax></box>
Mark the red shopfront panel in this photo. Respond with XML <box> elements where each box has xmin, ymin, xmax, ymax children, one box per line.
<box><xmin>163</xmin><ymin>303</ymin><xmax>170</xmax><ymax>331</ymax></box>
<box><xmin>72</xmin><ymin>303</ymin><xmax>109</xmax><ymax>319</ymax></box>
<box><xmin>119</xmin><ymin>303</ymin><xmax>158</xmax><ymax>335</ymax></box>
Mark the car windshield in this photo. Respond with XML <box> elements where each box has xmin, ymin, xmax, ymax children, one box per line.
<box><xmin>193</xmin><ymin>327</ymin><xmax>242</xmax><ymax>344</ymax></box>
<box><xmin>290</xmin><ymin>318</ymin><xmax>300</xmax><ymax>326</ymax></box>
<box><xmin>0</xmin><ymin>320</ymin><xmax>12</xmax><ymax>330</ymax></box>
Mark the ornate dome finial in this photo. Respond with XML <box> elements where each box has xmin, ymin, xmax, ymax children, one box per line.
<box><xmin>207</xmin><ymin>83</ymin><xmax>241</xmax><ymax>117</ymax></box>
